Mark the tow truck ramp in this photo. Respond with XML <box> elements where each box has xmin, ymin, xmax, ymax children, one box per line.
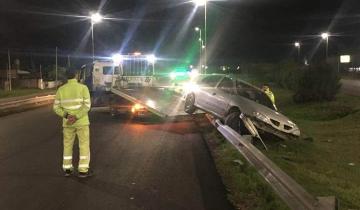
<box><xmin>111</xmin><ymin>86</ymin><xmax>200</xmax><ymax>118</ymax></box>
<box><xmin>111</xmin><ymin>85</ymin><xmax>338</xmax><ymax>210</ymax></box>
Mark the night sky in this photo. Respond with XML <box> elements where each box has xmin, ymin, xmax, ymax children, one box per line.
<box><xmin>1</xmin><ymin>0</ymin><xmax>360</xmax><ymax>68</ymax></box>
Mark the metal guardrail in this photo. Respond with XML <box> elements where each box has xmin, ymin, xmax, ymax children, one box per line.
<box><xmin>0</xmin><ymin>95</ymin><xmax>55</xmax><ymax>111</ymax></box>
<box><xmin>207</xmin><ymin>115</ymin><xmax>338</xmax><ymax>210</ymax></box>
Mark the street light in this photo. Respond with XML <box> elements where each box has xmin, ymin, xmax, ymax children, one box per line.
<box><xmin>193</xmin><ymin>0</ymin><xmax>207</xmax><ymax>74</ymax></box>
<box><xmin>294</xmin><ymin>42</ymin><xmax>301</xmax><ymax>61</ymax></box>
<box><xmin>91</xmin><ymin>13</ymin><xmax>103</xmax><ymax>24</ymax></box>
<box><xmin>193</xmin><ymin>0</ymin><xmax>206</xmax><ymax>6</ymax></box>
<box><xmin>321</xmin><ymin>32</ymin><xmax>329</xmax><ymax>60</ymax></box>
<box><xmin>90</xmin><ymin>13</ymin><xmax>103</xmax><ymax>62</ymax></box>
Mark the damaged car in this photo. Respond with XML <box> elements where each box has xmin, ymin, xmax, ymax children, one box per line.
<box><xmin>183</xmin><ymin>74</ymin><xmax>300</xmax><ymax>140</ymax></box>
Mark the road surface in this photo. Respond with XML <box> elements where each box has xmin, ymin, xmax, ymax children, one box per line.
<box><xmin>0</xmin><ymin>106</ymin><xmax>234</xmax><ymax>210</ymax></box>
<box><xmin>341</xmin><ymin>79</ymin><xmax>360</xmax><ymax>96</ymax></box>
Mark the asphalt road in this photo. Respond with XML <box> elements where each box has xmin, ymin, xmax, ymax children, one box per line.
<box><xmin>341</xmin><ymin>79</ymin><xmax>360</xmax><ymax>96</ymax></box>
<box><xmin>0</xmin><ymin>106</ymin><xmax>234</xmax><ymax>210</ymax></box>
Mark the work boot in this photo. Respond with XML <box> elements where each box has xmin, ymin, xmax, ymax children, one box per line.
<box><xmin>78</xmin><ymin>170</ymin><xmax>93</xmax><ymax>178</ymax></box>
<box><xmin>64</xmin><ymin>169</ymin><xmax>73</xmax><ymax>177</ymax></box>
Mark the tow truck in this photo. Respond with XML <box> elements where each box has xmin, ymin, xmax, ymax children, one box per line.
<box><xmin>80</xmin><ymin>53</ymin><xmax>156</xmax><ymax>117</ymax></box>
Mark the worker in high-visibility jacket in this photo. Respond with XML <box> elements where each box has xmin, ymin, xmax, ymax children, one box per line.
<box><xmin>262</xmin><ymin>84</ymin><xmax>278</xmax><ymax>111</ymax></box>
<box><xmin>53</xmin><ymin>69</ymin><xmax>92</xmax><ymax>178</ymax></box>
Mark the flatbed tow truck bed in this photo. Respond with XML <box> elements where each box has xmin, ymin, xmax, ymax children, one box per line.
<box><xmin>111</xmin><ymin>86</ymin><xmax>200</xmax><ymax>118</ymax></box>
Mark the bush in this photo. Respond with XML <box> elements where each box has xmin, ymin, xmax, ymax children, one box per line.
<box><xmin>293</xmin><ymin>62</ymin><xmax>341</xmax><ymax>103</ymax></box>
<box><xmin>242</xmin><ymin>61</ymin><xmax>302</xmax><ymax>90</ymax></box>
<box><xmin>273</xmin><ymin>61</ymin><xmax>302</xmax><ymax>90</ymax></box>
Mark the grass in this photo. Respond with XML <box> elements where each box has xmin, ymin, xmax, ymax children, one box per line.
<box><xmin>266</xmin><ymin>88</ymin><xmax>360</xmax><ymax>210</ymax></box>
<box><xmin>0</xmin><ymin>88</ymin><xmax>55</xmax><ymax>99</ymax></box>
<box><xmin>202</xmin><ymin>76</ymin><xmax>360</xmax><ymax>209</ymax></box>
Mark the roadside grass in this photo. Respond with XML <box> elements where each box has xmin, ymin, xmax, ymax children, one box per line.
<box><xmin>265</xmin><ymin>88</ymin><xmax>360</xmax><ymax>210</ymax></box>
<box><xmin>203</xmin><ymin>75</ymin><xmax>360</xmax><ymax>209</ymax></box>
<box><xmin>0</xmin><ymin>88</ymin><xmax>54</xmax><ymax>99</ymax></box>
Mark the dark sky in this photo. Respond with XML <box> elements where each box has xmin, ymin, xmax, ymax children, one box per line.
<box><xmin>1</xmin><ymin>0</ymin><xmax>360</xmax><ymax>67</ymax></box>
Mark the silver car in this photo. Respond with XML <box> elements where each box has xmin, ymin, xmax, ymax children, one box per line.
<box><xmin>184</xmin><ymin>74</ymin><xmax>300</xmax><ymax>140</ymax></box>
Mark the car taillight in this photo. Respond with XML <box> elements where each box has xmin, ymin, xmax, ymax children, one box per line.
<box><xmin>132</xmin><ymin>103</ymin><xmax>144</xmax><ymax>113</ymax></box>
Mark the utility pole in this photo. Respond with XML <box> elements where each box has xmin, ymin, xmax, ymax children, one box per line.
<box><xmin>39</xmin><ymin>64</ymin><xmax>43</xmax><ymax>89</ymax></box>
<box><xmin>55</xmin><ymin>47</ymin><xmax>58</xmax><ymax>89</ymax></box>
<box><xmin>7</xmin><ymin>49</ymin><xmax>12</xmax><ymax>91</ymax></box>
<box><xmin>39</xmin><ymin>64</ymin><xmax>42</xmax><ymax>80</ymax></box>
<box><xmin>67</xmin><ymin>55</ymin><xmax>71</xmax><ymax>68</ymax></box>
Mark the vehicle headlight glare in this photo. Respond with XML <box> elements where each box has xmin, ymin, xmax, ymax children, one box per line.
<box><xmin>183</xmin><ymin>82</ymin><xmax>200</xmax><ymax>94</ymax></box>
<box><xmin>170</xmin><ymin>72</ymin><xmax>176</xmax><ymax>80</ymax></box>
<box><xmin>146</xmin><ymin>100</ymin><xmax>156</xmax><ymax>108</ymax></box>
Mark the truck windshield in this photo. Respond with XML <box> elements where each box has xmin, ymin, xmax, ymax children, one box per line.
<box><xmin>103</xmin><ymin>66</ymin><xmax>120</xmax><ymax>75</ymax></box>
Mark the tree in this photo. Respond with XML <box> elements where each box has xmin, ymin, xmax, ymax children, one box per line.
<box><xmin>293</xmin><ymin>62</ymin><xmax>341</xmax><ymax>103</ymax></box>
<box><xmin>44</xmin><ymin>65</ymin><xmax>67</xmax><ymax>81</ymax></box>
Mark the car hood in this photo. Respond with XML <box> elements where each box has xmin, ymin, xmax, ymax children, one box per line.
<box><xmin>229</xmin><ymin>96</ymin><xmax>300</xmax><ymax>136</ymax></box>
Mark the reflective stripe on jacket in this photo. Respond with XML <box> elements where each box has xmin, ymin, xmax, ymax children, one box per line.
<box><xmin>53</xmin><ymin>79</ymin><xmax>91</xmax><ymax>127</ymax></box>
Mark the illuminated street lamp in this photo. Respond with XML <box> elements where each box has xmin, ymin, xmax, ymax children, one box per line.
<box><xmin>321</xmin><ymin>32</ymin><xmax>329</xmax><ymax>40</ymax></box>
<box><xmin>193</xmin><ymin>0</ymin><xmax>206</xmax><ymax>6</ymax></box>
<box><xmin>91</xmin><ymin>13</ymin><xmax>103</xmax><ymax>24</ymax></box>
<box><xmin>321</xmin><ymin>32</ymin><xmax>329</xmax><ymax>59</ymax></box>
<box><xmin>193</xmin><ymin>0</ymin><xmax>208</xmax><ymax>74</ymax></box>
<box><xmin>294</xmin><ymin>42</ymin><xmax>301</xmax><ymax>61</ymax></box>
<box><xmin>90</xmin><ymin>13</ymin><xmax>103</xmax><ymax>62</ymax></box>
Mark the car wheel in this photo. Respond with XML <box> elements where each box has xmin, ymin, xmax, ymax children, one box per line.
<box><xmin>225</xmin><ymin>111</ymin><xmax>250</xmax><ymax>135</ymax></box>
<box><xmin>184</xmin><ymin>93</ymin><xmax>197</xmax><ymax>114</ymax></box>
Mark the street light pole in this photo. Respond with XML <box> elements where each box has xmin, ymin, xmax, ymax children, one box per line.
<box><xmin>195</xmin><ymin>27</ymin><xmax>203</xmax><ymax>72</ymax></box>
<box><xmin>91</xmin><ymin>22</ymin><xmax>95</xmax><ymax>62</ymax></box>
<box><xmin>294</xmin><ymin>42</ymin><xmax>301</xmax><ymax>62</ymax></box>
<box><xmin>193</xmin><ymin>0</ymin><xmax>207</xmax><ymax>73</ymax></box>
<box><xmin>55</xmin><ymin>46</ymin><xmax>58</xmax><ymax>89</ymax></box>
<box><xmin>90</xmin><ymin>13</ymin><xmax>103</xmax><ymax>62</ymax></box>
<box><xmin>7</xmin><ymin>49</ymin><xmax>12</xmax><ymax>91</ymax></box>
<box><xmin>326</xmin><ymin>37</ymin><xmax>329</xmax><ymax>60</ymax></box>
<box><xmin>321</xmin><ymin>32</ymin><xmax>329</xmax><ymax>60</ymax></box>
<box><xmin>204</xmin><ymin>1</ymin><xmax>207</xmax><ymax>74</ymax></box>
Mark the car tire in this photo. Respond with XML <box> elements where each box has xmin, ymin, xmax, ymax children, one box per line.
<box><xmin>225</xmin><ymin>111</ymin><xmax>250</xmax><ymax>135</ymax></box>
<box><xmin>184</xmin><ymin>93</ymin><xmax>197</xmax><ymax>114</ymax></box>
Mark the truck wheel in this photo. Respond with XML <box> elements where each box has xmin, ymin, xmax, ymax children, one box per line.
<box><xmin>225</xmin><ymin>112</ymin><xmax>249</xmax><ymax>135</ymax></box>
<box><xmin>184</xmin><ymin>93</ymin><xmax>197</xmax><ymax>114</ymax></box>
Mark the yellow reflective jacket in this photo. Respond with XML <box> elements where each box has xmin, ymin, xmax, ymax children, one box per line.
<box><xmin>53</xmin><ymin>79</ymin><xmax>91</xmax><ymax>127</ymax></box>
<box><xmin>264</xmin><ymin>89</ymin><xmax>275</xmax><ymax>105</ymax></box>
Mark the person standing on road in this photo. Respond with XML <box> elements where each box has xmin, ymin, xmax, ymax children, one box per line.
<box><xmin>262</xmin><ymin>84</ymin><xmax>278</xmax><ymax>110</ymax></box>
<box><xmin>53</xmin><ymin>68</ymin><xmax>92</xmax><ymax>178</ymax></box>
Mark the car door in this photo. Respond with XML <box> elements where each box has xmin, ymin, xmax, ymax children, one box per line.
<box><xmin>195</xmin><ymin>75</ymin><xmax>223</xmax><ymax>111</ymax></box>
<box><xmin>206</xmin><ymin>77</ymin><xmax>234</xmax><ymax>117</ymax></box>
